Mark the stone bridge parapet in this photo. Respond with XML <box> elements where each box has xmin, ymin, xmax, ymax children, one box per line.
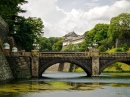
<box><xmin>5</xmin><ymin>49</ymin><xmax>130</xmax><ymax>78</ymax></box>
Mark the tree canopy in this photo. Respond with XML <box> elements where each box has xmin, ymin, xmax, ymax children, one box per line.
<box><xmin>84</xmin><ymin>23</ymin><xmax>109</xmax><ymax>50</ymax></box>
<box><xmin>0</xmin><ymin>0</ymin><xmax>27</xmax><ymax>34</ymax></box>
<box><xmin>13</xmin><ymin>17</ymin><xmax>44</xmax><ymax>51</ymax></box>
<box><xmin>0</xmin><ymin>0</ymin><xmax>44</xmax><ymax>51</ymax></box>
<box><xmin>108</xmin><ymin>13</ymin><xmax>130</xmax><ymax>40</ymax></box>
<box><xmin>1</xmin><ymin>1</ymin><xmax>130</xmax><ymax>52</ymax></box>
<box><xmin>64</xmin><ymin>13</ymin><xmax>130</xmax><ymax>52</ymax></box>
<box><xmin>37</xmin><ymin>37</ymin><xmax>63</xmax><ymax>51</ymax></box>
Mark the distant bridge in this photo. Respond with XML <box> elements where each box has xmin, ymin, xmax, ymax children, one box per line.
<box><xmin>5</xmin><ymin>50</ymin><xmax>130</xmax><ymax>78</ymax></box>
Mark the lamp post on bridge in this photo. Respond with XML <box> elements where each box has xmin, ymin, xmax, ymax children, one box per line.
<box><xmin>12</xmin><ymin>47</ymin><xmax>18</xmax><ymax>56</ymax></box>
<box><xmin>33</xmin><ymin>39</ymin><xmax>39</xmax><ymax>50</ymax></box>
<box><xmin>88</xmin><ymin>40</ymin><xmax>98</xmax><ymax>51</ymax></box>
<box><xmin>3</xmin><ymin>43</ymin><xmax>10</xmax><ymax>55</ymax></box>
<box><xmin>88</xmin><ymin>40</ymin><xmax>99</xmax><ymax>76</ymax></box>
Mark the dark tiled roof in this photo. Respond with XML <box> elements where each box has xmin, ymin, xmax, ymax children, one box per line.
<box><xmin>64</xmin><ymin>31</ymin><xmax>78</xmax><ymax>37</ymax></box>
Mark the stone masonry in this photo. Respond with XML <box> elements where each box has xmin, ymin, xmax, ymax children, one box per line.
<box><xmin>0</xmin><ymin>50</ymin><xmax>13</xmax><ymax>81</ymax></box>
<box><xmin>6</xmin><ymin>56</ymin><xmax>31</xmax><ymax>79</ymax></box>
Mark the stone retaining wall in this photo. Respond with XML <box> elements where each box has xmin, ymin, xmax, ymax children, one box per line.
<box><xmin>0</xmin><ymin>50</ymin><xmax>13</xmax><ymax>81</ymax></box>
<box><xmin>0</xmin><ymin>16</ymin><xmax>8</xmax><ymax>42</ymax></box>
<box><xmin>6</xmin><ymin>56</ymin><xmax>31</xmax><ymax>79</ymax></box>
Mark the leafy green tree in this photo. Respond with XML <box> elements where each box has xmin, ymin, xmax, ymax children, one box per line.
<box><xmin>48</xmin><ymin>37</ymin><xmax>62</xmax><ymax>48</ymax></box>
<box><xmin>52</xmin><ymin>41</ymin><xmax>62</xmax><ymax>51</ymax></box>
<box><xmin>0</xmin><ymin>0</ymin><xmax>27</xmax><ymax>34</ymax></box>
<box><xmin>98</xmin><ymin>45</ymin><xmax>106</xmax><ymax>52</ymax></box>
<box><xmin>38</xmin><ymin>37</ymin><xmax>62</xmax><ymax>51</ymax></box>
<box><xmin>108</xmin><ymin>13</ymin><xmax>130</xmax><ymax>41</ymax></box>
<box><xmin>13</xmin><ymin>17</ymin><xmax>44</xmax><ymax>51</ymax></box>
<box><xmin>93</xmin><ymin>24</ymin><xmax>109</xmax><ymax>41</ymax></box>
<box><xmin>78</xmin><ymin>41</ymin><xmax>87</xmax><ymax>51</ymax></box>
<box><xmin>37</xmin><ymin>36</ymin><xmax>51</xmax><ymax>51</ymax></box>
<box><xmin>62</xmin><ymin>43</ymin><xmax>74</xmax><ymax>52</ymax></box>
<box><xmin>84</xmin><ymin>23</ymin><xmax>109</xmax><ymax>50</ymax></box>
<box><xmin>115</xmin><ymin>48</ymin><xmax>123</xmax><ymax>52</ymax></box>
<box><xmin>122</xmin><ymin>43</ymin><xmax>129</xmax><ymax>52</ymax></box>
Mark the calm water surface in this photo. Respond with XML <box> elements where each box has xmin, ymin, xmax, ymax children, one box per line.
<box><xmin>0</xmin><ymin>72</ymin><xmax>130</xmax><ymax>97</ymax></box>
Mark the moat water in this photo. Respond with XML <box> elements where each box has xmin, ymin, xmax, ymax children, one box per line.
<box><xmin>0</xmin><ymin>72</ymin><xmax>130</xmax><ymax>97</ymax></box>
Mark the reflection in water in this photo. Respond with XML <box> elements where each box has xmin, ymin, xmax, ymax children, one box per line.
<box><xmin>0</xmin><ymin>72</ymin><xmax>130</xmax><ymax>97</ymax></box>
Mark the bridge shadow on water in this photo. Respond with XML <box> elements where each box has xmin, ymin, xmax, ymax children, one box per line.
<box><xmin>41</xmin><ymin>71</ymin><xmax>87</xmax><ymax>78</ymax></box>
<box><xmin>39</xmin><ymin>72</ymin><xmax>130</xmax><ymax>84</ymax></box>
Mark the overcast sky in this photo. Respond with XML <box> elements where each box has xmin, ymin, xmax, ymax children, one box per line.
<box><xmin>20</xmin><ymin>0</ymin><xmax>130</xmax><ymax>37</ymax></box>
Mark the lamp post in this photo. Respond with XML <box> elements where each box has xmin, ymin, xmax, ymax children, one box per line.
<box><xmin>12</xmin><ymin>47</ymin><xmax>18</xmax><ymax>52</ymax></box>
<box><xmin>88</xmin><ymin>44</ymin><xmax>92</xmax><ymax>51</ymax></box>
<box><xmin>33</xmin><ymin>39</ymin><xmax>39</xmax><ymax>50</ymax></box>
<box><xmin>3</xmin><ymin>43</ymin><xmax>10</xmax><ymax>50</ymax></box>
<box><xmin>93</xmin><ymin>40</ymin><xmax>98</xmax><ymax>51</ymax></box>
<box><xmin>12</xmin><ymin>47</ymin><xmax>18</xmax><ymax>56</ymax></box>
<box><xmin>3</xmin><ymin>43</ymin><xmax>10</xmax><ymax>55</ymax></box>
<box><xmin>88</xmin><ymin>40</ymin><xmax>98</xmax><ymax>51</ymax></box>
<box><xmin>33</xmin><ymin>44</ymin><xmax>39</xmax><ymax>50</ymax></box>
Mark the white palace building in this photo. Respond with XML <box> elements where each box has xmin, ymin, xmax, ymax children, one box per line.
<box><xmin>62</xmin><ymin>31</ymin><xmax>84</xmax><ymax>49</ymax></box>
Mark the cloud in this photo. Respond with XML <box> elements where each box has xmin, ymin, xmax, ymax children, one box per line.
<box><xmin>104</xmin><ymin>0</ymin><xmax>130</xmax><ymax>18</ymax></box>
<box><xmin>20</xmin><ymin>0</ymin><xmax>130</xmax><ymax>37</ymax></box>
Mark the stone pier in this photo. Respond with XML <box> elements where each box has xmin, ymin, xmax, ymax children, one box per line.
<box><xmin>31</xmin><ymin>50</ymin><xmax>39</xmax><ymax>77</ymax></box>
<box><xmin>91</xmin><ymin>50</ymin><xmax>100</xmax><ymax>76</ymax></box>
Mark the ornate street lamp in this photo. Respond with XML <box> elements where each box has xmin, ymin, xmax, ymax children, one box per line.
<box><xmin>3</xmin><ymin>43</ymin><xmax>10</xmax><ymax>50</ymax></box>
<box><xmin>88</xmin><ymin>40</ymin><xmax>98</xmax><ymax>51</ymax></box>
<box><xmin>33</xmin><ymin>43</ymin><xmax>39</xmax><ymax>50</ymax></box>
<box><xmin>3</xmin><ymin>43</ymin><xmax>10</xmax><ymax>55</ymax></box>
<box><xmin>88</xmin><ymin>44</ymin><xmax>92</xmax><ymax>51</ymax></box>
<box><xmin>33</xmin><ymin>39</ymin><xmax>39</xmax><ymax>50</ymax></box>
<box><xmin>93</xmin><ymin>40</ymin><xmax>98</xmax><ymax>50</ymax></box>
<box><xmin>12</xmin><ymin>47</ymin><xmax>18</xmax><ymax>52</ymax></box>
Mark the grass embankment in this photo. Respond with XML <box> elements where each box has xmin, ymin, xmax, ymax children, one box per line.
<box><xmin>103</xmin><ymin>62</ymin><xmax>130</xmax><ymax>73</ymax></box>
<box><xmin>105</xmin><ymin>48</ymin><xmax>130</xmax><ymax>72</ymax></box>
<box><xmin>75</xmin><ymin>48</ymin><xmax>130</xmax><ymax>73</ymax></box>
<box><xmin>75</xmin><ymin>62</ymin><xmax>130</xmax><ymax>73</ymax></box>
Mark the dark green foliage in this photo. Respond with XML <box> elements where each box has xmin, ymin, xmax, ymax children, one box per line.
<box><xmin>122</xmin><ymin>43</ymin><xmax>129</xmax><ymax>51</ymax></box>
<box><xmin>38</xmin><ymin>37</ymin><xmax>63</xmax><ymax>51</ymax></box>
<box><xmin>0</xmin><ymin>0</ymin><xmax>28</xmax><ymax>34</ymax></box>
<box><xmin>62</xmin><ymin>42</ymin><xmax>86</xmax><ymax>52</ymax></box>
<box><xmin>0</xmin><ymin>1</ymin><xmax>44</xmax><ymax>51</ymax></box>
<box><xmin>115</xmin><ymin>48</ymin><xmax>122</xmax><ymax>52</ymax></box>
<box><xmin>114</xmin><ymin>63</ymin><xmax>122</xmax><ymax>70</ymax></box>
<box><xmin>52</xmin><ymin>41</ymin><xmax>63</xmax><ymax>51</ymax></box>
<box><xmin>78</xmin><ymin>41</ymin><xmax>88</xmax><ymax>51</ymax></box>
<box><xmin>108</xmin><ymin>13</ymin><xmax>130</xmax><ymax>40</ymax></box>
<box><xmin>84</xmin><ymin>23</ymin><xmax>109</xmax><ymax>51</ymax></box>
<box><xmin>12</xmin><ymin>17</ymin><xmax>44</xmax><ymax>51</ymax></box>
<box><xmin>82</xmin><ymin>13</ymin><xmax>130</xmax><ymax>51</ymax></box>
<box><xmin>37</xmin><ymin>37</ymin><xmax>51</xmax><ymax>51</ymax></box>
<box><xmin>98</xmin><ymin>45</ymin><xmax>106</xmax><ymax>52</ymax></box>
<box><xmin>62</xmin><ymin>43</ymin><xmax>74</xmax><ymax>52</ymax></box>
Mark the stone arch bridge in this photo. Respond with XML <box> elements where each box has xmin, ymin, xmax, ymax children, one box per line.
<box><xmin>5</xmin><ymin>50</ymin><xmax>130</xmax><ymax>78</ymax></box>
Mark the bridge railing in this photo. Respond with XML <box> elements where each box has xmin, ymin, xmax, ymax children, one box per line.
<box><xmin>11</xmin><ymin>51</ymin><xmax>31</xmax><ymax>56</ymax></box>
<box><xmin>10</xmin><ymin>51</ymin><xmax>130</xmax><ymax>58</ymax></box>
<box><xmin>100</xmin><ymin>52</ymin><xmax>130</xmax><ymax>58</ymax></box>
<box><xmin>40</xmin><ymin>52</ymin><xmax>90</xmax><ymax>58</ymax></box>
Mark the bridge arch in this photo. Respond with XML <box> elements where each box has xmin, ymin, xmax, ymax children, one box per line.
<box><xmin>99</xmin><ymin>58</ymin><xmax>130</xmax><ymax>74</ymax></box>
<box><xmin>39</xmin><ymin>58</ymin><xmax>92</xmax><ymax>77</ymax></box>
